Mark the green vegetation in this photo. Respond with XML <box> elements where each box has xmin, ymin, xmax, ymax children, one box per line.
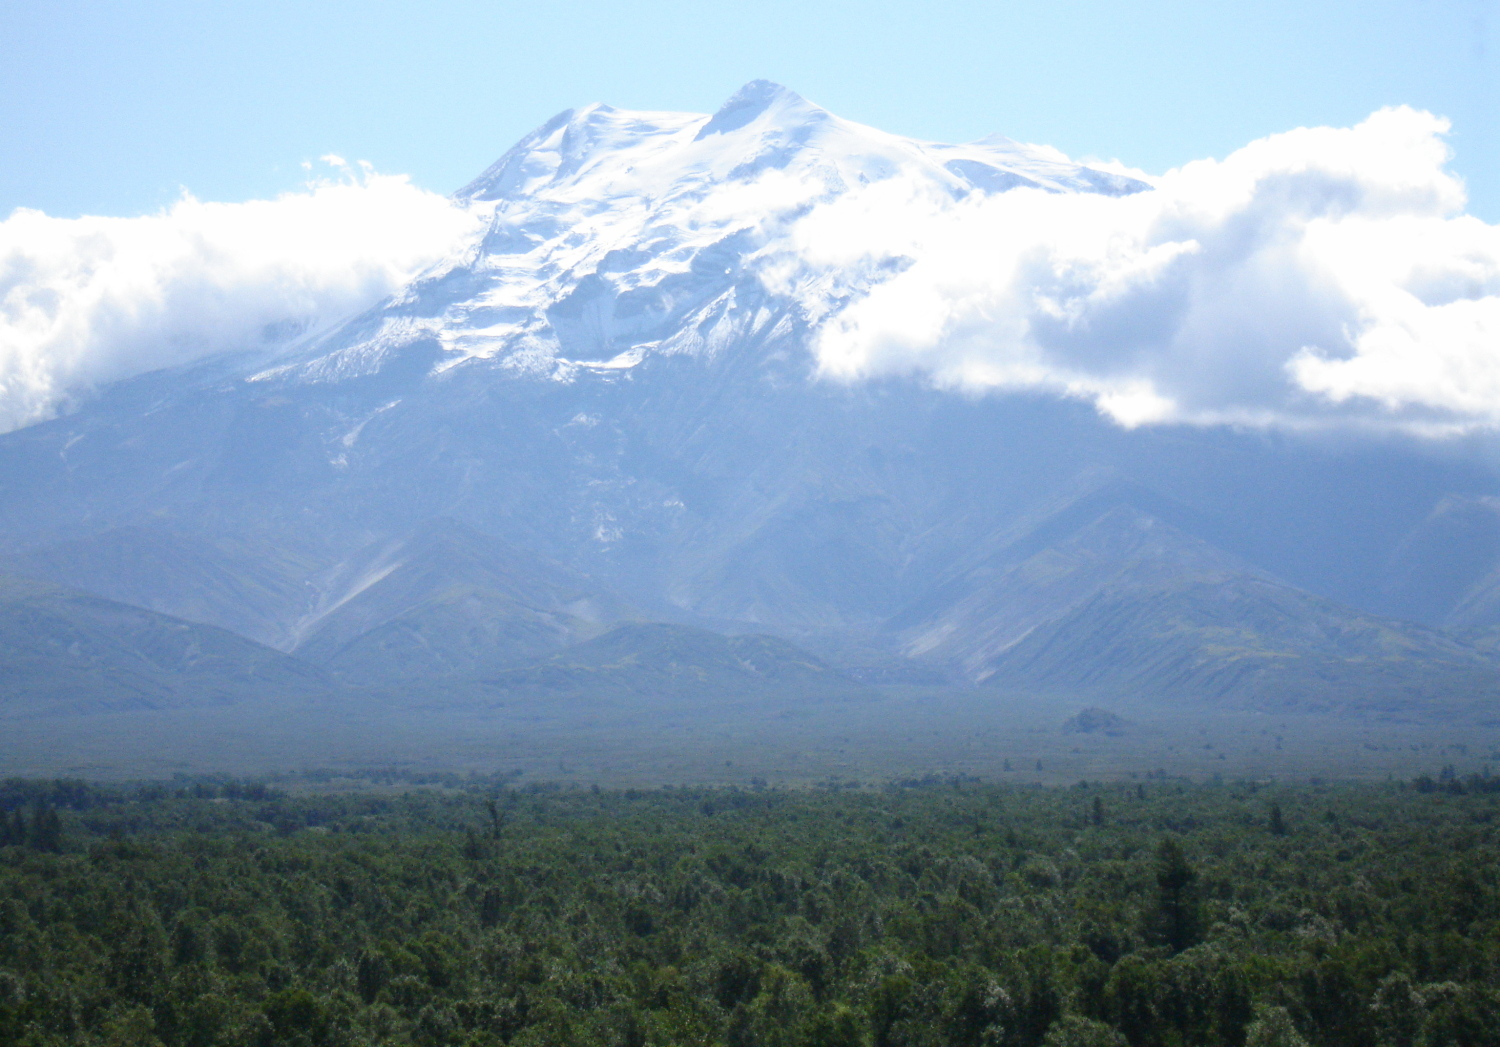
<box><xmin>1</xmin><ymin>775</ymin><xmax>1499</xmax><ymax>1046</ymax></box>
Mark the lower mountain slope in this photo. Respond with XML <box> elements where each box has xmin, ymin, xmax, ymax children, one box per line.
<box><xmin>309</xmin><ymin>586</ymin><xmax>617</xmax><ymax>685</ymax></box>
<box><xmin>0</xmin><ymin>576</ymin><xmax>329</xmax><ymax>717</ymax></box>
<box><xmin>3</xmin><ymin>526</ymin><xmax>315</xmax><ymax>649</ymax></box>
<box><xmin>1376</xmin><ymin>494</ymin><xmax>1500</xmax><ymax>628</ymax></box>
<box><xmin>479</xmin><ymin>622</ymin><xmax>871</xmax><ymax>703</ymax></box>
<box><xmin>292</xmin><ymin>518</ymin><xmax>630</xmax><ymax>682</ymax></box>
<box><xmin>889</xmin><ymin>485</ymin><xmax>1259</xmax><ymax>681</ymax></box>
<box><xmin>986</xmin><ymin>574</ymin><xmax>1500</xmax><ymax>717</ymax></box>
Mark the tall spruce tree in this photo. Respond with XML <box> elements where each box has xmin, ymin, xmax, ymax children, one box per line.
<box><xmin>1150</xmin><ymin>838</ymin><xmax>1202</xmax><ymax>954</ymax></box>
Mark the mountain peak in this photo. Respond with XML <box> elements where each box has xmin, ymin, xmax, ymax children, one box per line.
<box><xmin>295</xmin><ymin>83</ymin><xmax>1157</xmax><ymax>386</ymax></box>
<box><xmin>456</xmin><ymin>100</ymin><xmax>700</xmax><ymax>202</ymax></box>
<box><xmin>694</xmin><ymin>79</ymin><xmax>825</xmax><ymax>140</ymax></box>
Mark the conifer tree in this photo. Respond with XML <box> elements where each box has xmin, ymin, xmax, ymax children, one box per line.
<box><xmin>1150</xmin><ymin>838</ymin><xmax>1202</xmax><ymax>954</ymax></box>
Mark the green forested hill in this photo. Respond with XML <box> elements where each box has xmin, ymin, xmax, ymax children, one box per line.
<box><xmin>1</xmin><ymin>777</ymin><xmax>1498</xmax><ymax>1046</ymax></box>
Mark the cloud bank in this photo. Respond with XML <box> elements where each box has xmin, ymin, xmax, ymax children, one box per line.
<box><xmin>803</xmin><ymin>107</ymin><xmax>1500</xmax><ymax>433</ymax></box>
<box><xmin>2</xmin><ymin>110</ymin><xmax>1496</xmax><ymax>438</ymax></box>
<box><xmin>0</xmin><ymin>162</ymin><xmax>480</xmax><ymax>432</ymax></box>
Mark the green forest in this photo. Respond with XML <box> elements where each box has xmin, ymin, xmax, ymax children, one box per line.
<box><xmin>1</xmin><ymin>772</ymin><xmax>1498</xmax><ymax>1047</ymax></box>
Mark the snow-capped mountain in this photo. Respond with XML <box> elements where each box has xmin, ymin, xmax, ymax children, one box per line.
<box><xmin>2</xmin><ymin>82</ymin><xmax>1499</xmax><ymax>724</ymax></box>
<box><xmin>263</xmin><ymin>80</ymin><xmax>1145</xmax><ymax>386</ymax></box>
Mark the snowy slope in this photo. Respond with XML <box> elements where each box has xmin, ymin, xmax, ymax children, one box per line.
<box><xmin>257</xmin><ymin>81</ymin><xmax>1147</xmax><ymax>387</ymax></box>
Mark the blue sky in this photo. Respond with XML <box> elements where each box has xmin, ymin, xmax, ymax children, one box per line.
<box><xmin>2</xmin><ymin>0</ymin><xmax>1496</xmax><ymax>218</ymax></box>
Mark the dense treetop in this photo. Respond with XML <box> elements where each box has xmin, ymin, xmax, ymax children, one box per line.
<box><xmin>0</xmin><ymin>774</ymin><xmax>1497</xmax><ymax>1046</ymax></box>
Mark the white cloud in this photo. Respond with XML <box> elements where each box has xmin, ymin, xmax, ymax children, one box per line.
<box><xmin>4</xmin><ymin>110</ymin><xmax>1496</xmax><ymax>439</ymax></box>
<box><xmin>0</xmin><ymin>161</ymin><xmax>481</xmax><ymax>432</ymax></box>
<box><xmin>802</xmin><ymin>107</ymin><xmax>1500</xmax><ymax>433</ymax></box>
